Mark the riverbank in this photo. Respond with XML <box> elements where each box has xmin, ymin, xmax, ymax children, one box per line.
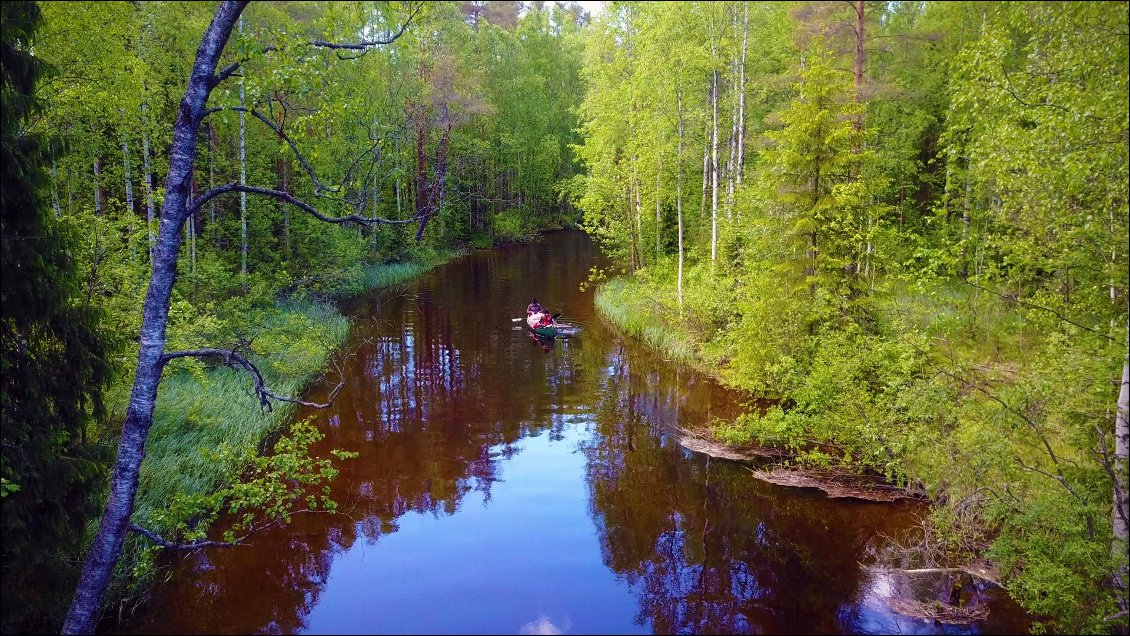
<box><xmin>592</xmin><ymin>265</ymin><xmax>1124</xmax><ymax>632</ymax></box>
<box><xmin>100</xmin><ymin>251</ymin><xmax>462</xmax><ymax>617</ymax></box>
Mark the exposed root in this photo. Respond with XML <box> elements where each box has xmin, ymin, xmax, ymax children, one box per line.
<box><xmin>749</xmin><ymin>465</ymin><xmax>923</xmax><ymax>502</ymax></box>
<box><xmin>668</xmin><ymin>423</ymin><xmax>785</xmax><ymax>461</ymax></box>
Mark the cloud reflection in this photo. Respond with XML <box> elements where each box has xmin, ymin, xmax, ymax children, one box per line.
<box><xmin>519</xmin><ymin>614</ymin><xmax>568</xmax><ymax>635</ymax></box>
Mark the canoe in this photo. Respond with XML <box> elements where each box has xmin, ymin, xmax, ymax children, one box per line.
<box><xmin>529</xmin><ymin>324</ymin><xmax>559</xmax><ymax>339</ymax></box>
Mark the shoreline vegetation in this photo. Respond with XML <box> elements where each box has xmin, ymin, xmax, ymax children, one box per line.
<box><xmin>591</xmin><ymin>267</ymin><xmax>1119</xmax><ymax>629</ymax></box>
<box><xmin>100</xmin><ymin>251</ymin><xmax>462</xmax><ymax>621</ymax></box>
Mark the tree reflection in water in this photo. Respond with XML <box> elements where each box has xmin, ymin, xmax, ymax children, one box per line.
<box><xmin>119</xmin><ymin>232</ymin><xmax>1028</xmax><ymax>635</ymax></box>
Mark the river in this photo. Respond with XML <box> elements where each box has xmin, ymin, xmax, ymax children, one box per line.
<box><xmin>120</xmin><ymin>230</ymin><xmax>1030</xmax><ymax>634</ymax></box>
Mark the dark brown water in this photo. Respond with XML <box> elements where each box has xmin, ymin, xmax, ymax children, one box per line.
<box><xmin>121</xmin><ymin>231</ymin><xmax>1029</xmax><ymax>635</ymax></box>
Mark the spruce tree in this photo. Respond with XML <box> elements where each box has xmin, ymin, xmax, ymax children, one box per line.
<box><xmin>1</xmin><ymin>2</ymin><xmax>111</xmax><ymax>631</ymax></box>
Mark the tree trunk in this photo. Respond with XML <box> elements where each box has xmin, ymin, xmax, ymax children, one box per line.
<box><xmin>122</xmin><ymin>136</ymin><xmax>136</xmax><ymax>262</ymax></box>
<box><xmin>51</xmin><ymin>160</ymin><xmax>61</xmax><ymax>219</ymax></box>
<box><xmin>655</xmin><ymin>156</ymin><xmax>661</xmax><ymax>264</ymax></box>
<box><xmin>93</xmin><ymin>158</ymin><xmax>102</xmax><ymax>216</ymax></box>
<box><xmin>961</xmin><ymin>166</ymin><xmax>972</xmax><ymax>278</ymax></box>
<box><xmin>853</xmin><ymin>0</ymin><xmax>865</xmax><ymax>134</ymax></box>
<box><xmin>1115</xmin><ymin>325</ymin><xmax>1129</xmax><ymax>615</ymax></box>
<box><xmin>239</xmin><ymin>16</ymin><xmax>248</xmax><ymax>283</ymax></box>
<box><xmin>676</xmin><ymin>82</ymin><xmax>685</xmax><ymax>315</ymax></box>
<box><xmin>208</xmin><ymin>123</ymin><xmax>218</xmax><ymax>245</ymax></box>
<box><xmin>711</xmin><ymin>67</ymin><xmax>719</xmax><ymax>266</ymax></box>
<box><xmin>61</xmin><ymin>4</ymin><xmax>247</xmax><ymax>633</ymax></box>
<box><xmin>142</xmin><ymin>105</ymin><xmax>157</xmax><ymax>265</ymax></box>
<box><xmin>188</xmin><ymin>175</ymin><xmax>198</xmax><ymax>275</ymax></box>
<box><xmin>700</xmin><ymin>131</ymin><xmax>708</xmax><ymax>221</ymax></box>
<box><xmin>736</xmin><ymin>2</ymin><xmax>748</xmax><ymax>188</ymax></box>
<box><xmin>726</xmin><ymin>52</ymin><xmax>738</xmax><ymax>218</ymax></box>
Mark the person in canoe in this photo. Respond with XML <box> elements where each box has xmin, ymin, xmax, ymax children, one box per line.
<box><xmin>525</xmin><ymin>298</ymin><xmax>555</xmax><ymax>331</ymax></box>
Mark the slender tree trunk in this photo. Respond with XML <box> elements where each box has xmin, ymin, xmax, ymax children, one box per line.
<box><xmin>188</xmin><ymin>176</ymin><xmax>197</xmax><ymax>275</ymax></box>
<box><xmin>736</xmin><ymin>2</ymin><xmax>748</xmax><ymax>188</ymax></box>
<box><xmin>61</xmin><ymin>5</ymin><xmax>247</xmax><ymax>633</ymax></box>
<box><xmin>1115</xmin><ymin>325</ymin><xmax>1129</xmax><ymax>613</ymax></box>
<box><xmin>51</xmin><ymin>160</ymin><xmax>61</xmax><ymax>219</ymax></box>
<box><xmin>853</xmin><ymin>0</ymin><xmax>865</xmax><ymax>134</ymax></box>
<box><xmin>676</xmin><ymin>82</ymin><xmax>685</xmax><ymax>315</ymax></box>
<box><xmin>93</xmin><ymin>158</ymin><xmax>102</xmax><ymax>217</ymax></box>
<box><xmin>726</xmin><ymin>53</ymin><xmax>738</xmax><ymax>217</ymax></box>
<box><xmin>700</xmin><ymin>132</ymin><xmax>708</xmax><ymax>221</ymax></box>
<box><xmin>961</xmin><ymin>168</ymin><xmax>972</xmax><ymax>278</ymax></box>
<box><xmin>142</xmin><ymin>105</ymin><xmax>157</xmax><ymax>265</ymax></box>
<box><xmin>711</xmin><ymin>67</ymin><xmax>719</xmax><ymax>265</ymax></box>
<box><xmin>655</xmin><ymin>156</ymin><xmax>661</xmax><ymax>264</ymax></box>
<box><xmin>122</xmin><ymin>136</ymin><xmax>136</xmax><ymax>262</ymax></box>
<box><xmin>208</xmin><ymin>123</ymin><xmax>218</xmax><ymax>245</ymax></box>
<box><xmin>239</xmin><ymin>16</ymin><xmax>248</xmax><ymax>283</ymax></box>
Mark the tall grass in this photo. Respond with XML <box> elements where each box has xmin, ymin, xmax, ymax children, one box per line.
<box><xmin>105</xmin><ymin>254</ymin><xmax>454</xmax><ymax>609</ymax></box>
<box><xmin>595</xmin><ymin>276</ymin><xmax>699</xmax><ymax>366</ymax></box>
<box><xmin>133</xmin><ymin>301</ymin><xmax>349</xmax><ymax>528</ymax></box>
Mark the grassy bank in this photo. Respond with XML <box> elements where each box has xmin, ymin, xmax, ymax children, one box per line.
<box><xmin>593</xmin><ymin>276</ymin><xmax>703</xmax><ymax>370</ymax></box>
<box><xmin>101</xmin><ymin>252</ymin><xmax>461</xmax><ymax>615</ymax></box>
<box><xmin>593</xmin><ymin>264</ymin><xmax>1126</xmax><ymax>633</ymax></box>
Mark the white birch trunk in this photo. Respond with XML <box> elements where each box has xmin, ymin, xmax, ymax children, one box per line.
<box><xmin>142</xmin><ymin>104</ymin><xmax>157</xmax><ymax>265</ymax></box>
<box><xmin>726</xmin><ymin>54</ymin><xmax>738</xmax><ymax>217</ymax></box>
<box><xmin>677</xmin><ymin>83</ymin><xmax>685</xmax><ymax>314</ymax></box>
<box><xmin>711</xmin><ymin>67</ymin><xmax>719</xmax><ymax>265</ymax></box>
<box><xmin>93</xmin><ymin>159</ymin><xmax>102</xmax><ymax>216</ymax></box>
<box><xmin>122</xmin><ymin>136</ymin><xmax>136</xmax><ymax>261</ymax></box>
<box><xmin>736</xmin><ymin>2</ymin><xmax>748</xmax><ymax>188</ymax></box>
<box><xmin>1114</xmin><ymin>325</ymin><xmax>1129</xmax><ymax>592</ymax></box>
<box><xmin>51</xmin><ymin>161</ymin><xmax>61</xmax><ymax>219</ymax></box>
<box><xmin>656</xmin><ymin>156</ymin><xmax>662</xmax><ymax>264</ymax></box>
<box><xmin>208</xmin><ymin>125</ymin><xmax>217</xmax><ymax>242</ymax></box>
<box><xmin>239</xmin><ymin>16</ymin><xmax>248</xmax><ymax>281</ymax></box>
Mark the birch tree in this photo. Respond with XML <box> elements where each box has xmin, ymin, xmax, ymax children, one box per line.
<box><xmin>61</xmin><ymin>3</ymin><xmax>423</xmax><ymax>632</ymax></box>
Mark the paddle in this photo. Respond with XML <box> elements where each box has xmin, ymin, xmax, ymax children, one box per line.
<box><xmin>512</xmin><ymin>312</ymin><xmax>562</xmax><ymax>322</ymax></box>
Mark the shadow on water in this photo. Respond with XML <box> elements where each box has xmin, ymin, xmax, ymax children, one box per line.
<box><xmin>117</xmin><ymin>231</ymin><xmax>1030</xmax><ymax>635</ymax></box>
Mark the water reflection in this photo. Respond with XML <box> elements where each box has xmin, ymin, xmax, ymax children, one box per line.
<box><xmin>118</xmin><ymin>232</ymin><xmax>1028</xmax><ymax>635</ymax></box>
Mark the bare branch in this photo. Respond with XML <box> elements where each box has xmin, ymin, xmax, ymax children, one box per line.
<box><xmin>160</xmin><ymin>347</ymin><xmax>345</xmax><ymax>411</ymax></box>
<box><xmin>935</xmin><ymin>367</ymin><xmax>1081</xmax><ymax>503</ymax></box>
<box><xmin>128</xmin><ymin>524</ymin><xmax>238</xmax><ymax>550</ymax></box>
<box><xmin>129</xmin><ymin>510</ymin><xmax>321</xmax><ymax>551</ymax></box>
<box><xmin>961</xmin><ymin>279</ymin><xmax>1117</xmax><ymax>343</ymax></box>
<box><xmin>208</xmin><ymin>3</ymin><xmax>420</xmax><ymax>87</ymax></box>
<box><xmin>234</xmin><ymin>107</ymin><xmax>340</xmax><ymax>195</ymax></box>
<box><xmin>310</xmin><ymin>4</ymin><xmax>422</xmax><ymax>53</ymax></box>
<box><xmin>189</xmin><ymin>182</ymin><xmax>423</xmax><ymax>226</ymax></box>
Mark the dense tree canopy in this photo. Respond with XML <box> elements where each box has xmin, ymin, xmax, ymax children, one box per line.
<box><xmin>1</xmin><ymin>1</ymin><xmax>1126</xmax><ymax>634</ymax></box>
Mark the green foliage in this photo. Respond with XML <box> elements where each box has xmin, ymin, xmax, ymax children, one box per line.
<box><xmin>150</xmin><ymin>417</ymin><xmax>356</xmax><ymax>547</ymax></box>
<box><xmin>0</xmin><ymin>3</ymin><xmax>112</xmax><ymax>631</ymax></box>
<box><xmin>581</xmin><ymin>2</ymin><xmax>1129</xmax><ymax>632</ymax></box>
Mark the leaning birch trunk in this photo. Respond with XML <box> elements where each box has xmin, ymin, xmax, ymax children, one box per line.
<box><xmin>239</xmin><ymin>16</ymin><xmax>248</xmax><ymax>282</ymax></box>
<box><xmin>61</xmin><ymin>4</ymin><xmax>247</xmax><ymax>633</ymax></box>
<box><xmin>142</xmin><ymin>104</ymin><xmax>157</xmax><ymax>265</ymax></box>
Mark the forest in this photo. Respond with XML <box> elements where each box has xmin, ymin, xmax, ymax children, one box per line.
<box><xmin>0</xmin><ymin>1</ymin><xmax>1126</xmax><ymax>635</ymax></box>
